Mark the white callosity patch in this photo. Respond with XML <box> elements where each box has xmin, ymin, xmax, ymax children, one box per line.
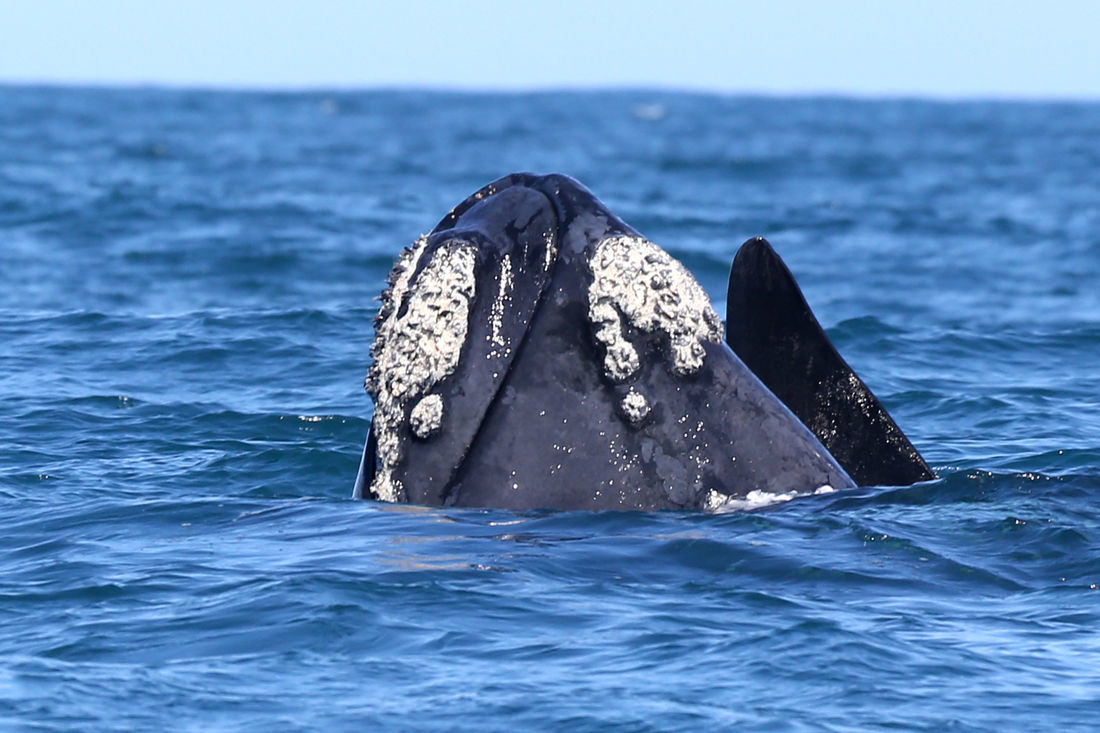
<box><xmin>365</xmin><ymin>240</ymin><xmax>478</xmax><ymax>502</ymax></box>
<box><xmin>587</xmin><ymin>235</ymin><xmax>723</xmax><ymax>419</ymax></box>
<box><xmin>620</xmin><ymin>387</ymin><xmax>651</xmax><ymax>424</ymax></box>
<box><xmin>544</xmin><ymin>230</ymin><xmax>556</xmax><ymax>274</ymax></box>
<box><xmin>409</xmin><ymin>394</ymin><xmax>444</xmax><ymax>439</ymax></box>
<box><xmin>588</xmin><ymin>235</ymin><xmax>723</xmax><ymax>380</ymax></box>
<box><xmin>366</xmin><ymin>236</ymin><xmax>430</xmax><ymax>395</ymax></box>
<box><xmin>488</xmin><ymin>255</ymin><xmax>513</xmax><ymax>353</ymax></box>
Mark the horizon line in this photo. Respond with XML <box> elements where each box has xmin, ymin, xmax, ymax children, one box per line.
<box><xmin>2</xmin><ymin>78</ymin><xmax>1099</xmax><ymax>105</ymax></box>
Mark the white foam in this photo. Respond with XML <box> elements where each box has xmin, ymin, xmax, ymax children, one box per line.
<box><xmin>705</xmin><ymin>485</ymin><xmax>837</xmax><ymax>513</ymax></box>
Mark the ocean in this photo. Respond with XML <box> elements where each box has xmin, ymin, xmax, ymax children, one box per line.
<box><xmin>1</xmin><ymin>85</ymin><xmax>1098</xmax><ymax>730</ymax></box>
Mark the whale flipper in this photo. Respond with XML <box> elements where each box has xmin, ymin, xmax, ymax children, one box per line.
<box><xmin>357</xmin><ymin>175</ymin><xmax>855</xmax><ymax>511</ymax></box>
<box><xmin>725</xmin><ymin>237</ymin><xmax>934</xmax><ymax>487</ymax></box>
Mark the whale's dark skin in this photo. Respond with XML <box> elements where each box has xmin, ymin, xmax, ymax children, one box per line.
<box><xmin>356</xmin><ymin>173</ymin><xmax>929</xmax><ymax>511</ymax></box>
<box><xmin>725</xmin><ymin>237</ymin><xmax>934</xmax><ymax>487</ymax></box>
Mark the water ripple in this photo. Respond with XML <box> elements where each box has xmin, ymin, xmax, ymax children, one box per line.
<box><xmin>2</xmin><ymin>86</ymin><xmax>1099</xmax><ymax>730</ymax></box>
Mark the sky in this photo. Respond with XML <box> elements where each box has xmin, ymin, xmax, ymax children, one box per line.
<box><xmin>1</xmin><ymin>0</ymin><xmax>1098</xmax><ymax>99</ymax></box>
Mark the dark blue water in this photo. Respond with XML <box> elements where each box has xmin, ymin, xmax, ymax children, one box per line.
<box><xmin>2</xmin><ymin>86</ymin><xmax>1099</xmax><ymax>730</ymax></box>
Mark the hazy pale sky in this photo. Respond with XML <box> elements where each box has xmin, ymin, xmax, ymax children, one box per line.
<box><xmin>1</xmin><ymin>0</ymin><xmax>1098</xmax><ymax>98</ymax></box>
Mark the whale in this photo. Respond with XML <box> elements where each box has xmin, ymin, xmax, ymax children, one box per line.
<box><xmin>353</xmin><ymin>173</ymin><xmax>932</xmax><ymax>511</ymax></box>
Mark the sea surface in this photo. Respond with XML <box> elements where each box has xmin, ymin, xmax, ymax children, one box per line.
<box><xmin>1</xmin><ymin>86</ymin><xmax>1098</xmax><ymax>731</ymax></box>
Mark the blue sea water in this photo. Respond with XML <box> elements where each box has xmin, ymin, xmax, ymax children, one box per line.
<box><xmin>1</xmin><ymin>85</ymin><xmax>1099</xmax><ymax>730</ymax></box>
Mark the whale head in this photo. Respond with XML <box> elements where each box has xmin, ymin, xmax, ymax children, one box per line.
<box><xmin>355</xmin><ymin>173</ymin><xmax>860</xmax><ymax>511</ymax></box>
